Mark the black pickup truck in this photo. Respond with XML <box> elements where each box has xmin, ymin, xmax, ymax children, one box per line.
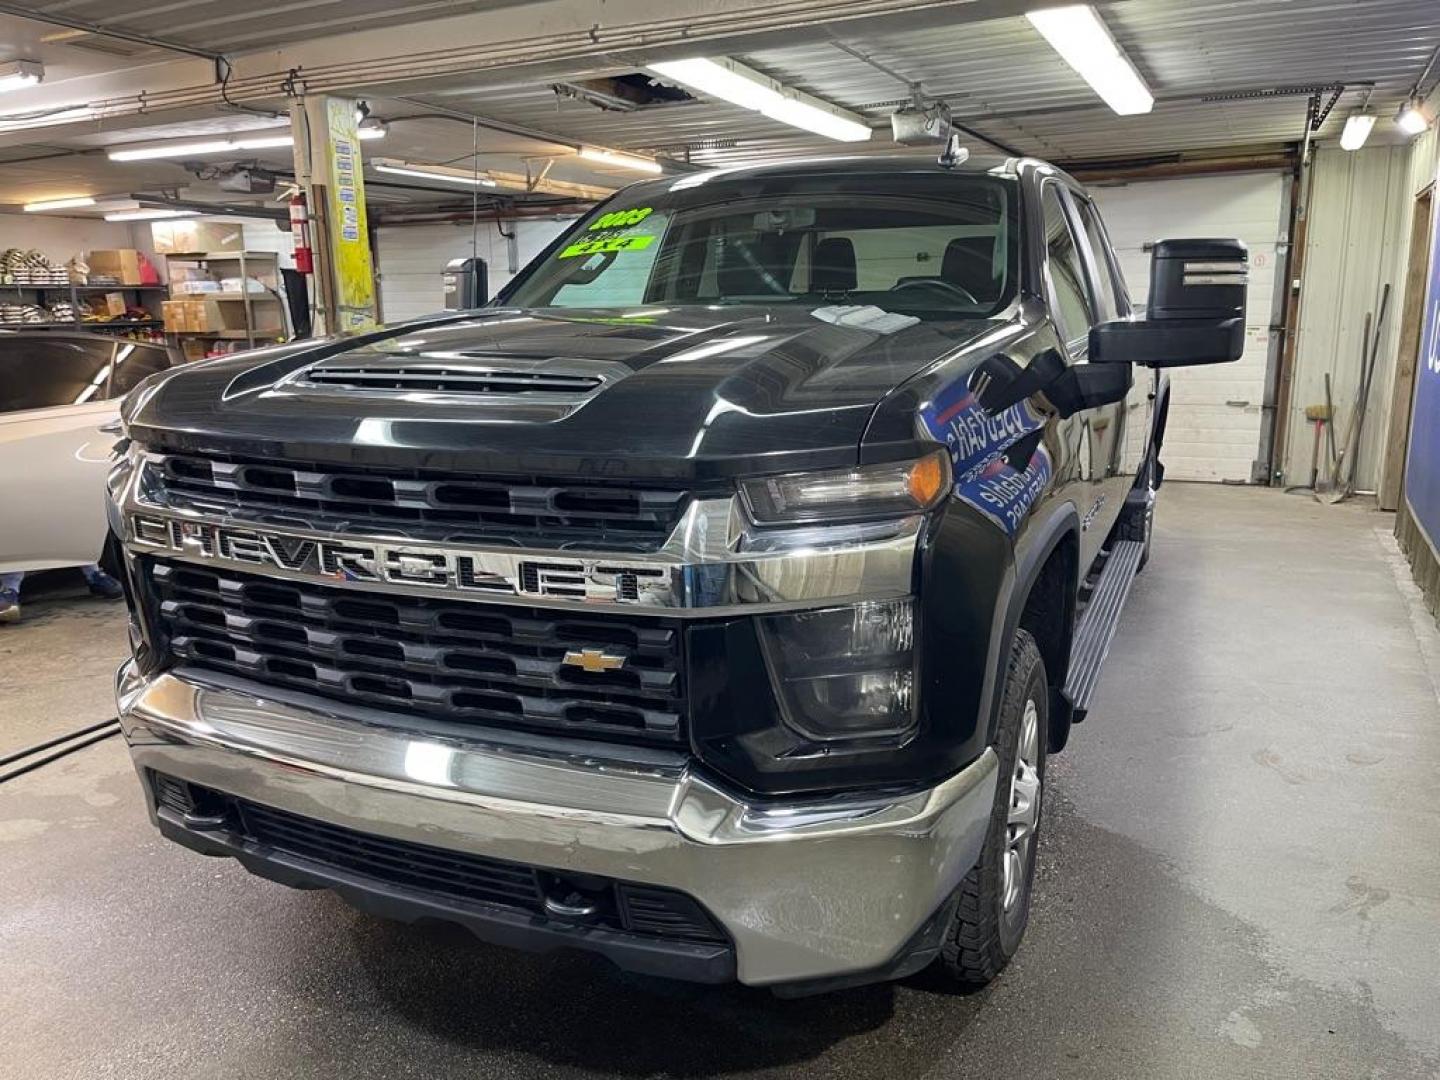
<box><xmin>109</xmin><ymin>155</ymin><xmax>1246</xmax><ymax>993</ymax></box>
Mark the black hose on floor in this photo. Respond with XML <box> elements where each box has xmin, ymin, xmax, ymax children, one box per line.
<box><xmin>0</xmin><ymin>721</ymin><xmax>122</xmax><ymax>784</ymax></box>
<box><xmin>0</xmin><ymin>717</ymin><xmax>121</xmax><ymax>769</ymax></box>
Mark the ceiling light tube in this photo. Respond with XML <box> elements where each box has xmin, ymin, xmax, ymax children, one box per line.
<box><xmin>110</xmin><ymin>137</ymin><xmax>260</xmax><ymax>161</ymax></box>
<box><xmin>231</xmin><ymin>134</ymin><xmax>296</xmax><ymax>151</ymax></box>
<box><xmin>1339</xmin><ymin>112</ymin><xmax>1377</xmax><ymax>151</ymax></box>
<box><xmin>578</xmin><ymin>146</ymin><xmax>663</xmax><ymax>173</ymax></box>
<box><xmin>1025</xmin><ymin>5</ymin><xmax>1154</xmax><ymax>116</ymax></box>
<box><xmin>104</xmin><ymin>209</ymin><xmax>200</xmax><ymax>222</ymax></box>
<box><xmin>372</xmin><ymin>160</ymin><xmax>499</xmax><ymax>187</ymax></box>
<box><xmin>108</xmin><ymin>125</ymin><xmax>381</xmax><ymax>163</ymax></box>
<box><xmin>1396</xmin><ymin>98</ymin><xmax>1432</xmax><ymax>137</ymax></box>
<box><xmin>0</xmin><ymin>59</ymin><xmax>43</xmax><ymax>94</ymax></box>
<box><xmin>23</xmin><ymin>196</ymin><xmax>97</xmax><ymax>212</ymax></box>
<box><xmin>648</xmin><ymin>57</ymin><xmax>872</xmax><ymax>142</ymax></box>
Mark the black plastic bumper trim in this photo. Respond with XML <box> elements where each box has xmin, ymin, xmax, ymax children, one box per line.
<box><xmin>155</xmin><ymin>809</ymin><xmax>736</xmax><ymax>984</ymax></box>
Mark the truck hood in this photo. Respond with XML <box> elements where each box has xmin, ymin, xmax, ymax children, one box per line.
<box><xmin>127</xmin><ymin>306</ymin><xmax>1004</xmax><ymax>481</ymax></box>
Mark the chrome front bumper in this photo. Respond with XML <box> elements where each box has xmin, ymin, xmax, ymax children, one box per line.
<box><xmin>118</xmin><ymin>663</ymin><xmax>998</xmax><ymax>986</ymax></box>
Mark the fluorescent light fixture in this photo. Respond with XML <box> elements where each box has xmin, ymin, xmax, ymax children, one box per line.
<box><xmin>104</xmin><ymin>208</ymin><xmax>199</xmax><ymax>222</ymax></box>
<box><xmin>357</xmin><ymin>118</ymin><xmax>387</xmax><ymax>140</ymax></box>
<box><xmin>579</xmin><ymin>146</ymin><xmax>663</xmax><ymax>173</ymax></box>
<box><xmin>24</xmin><ymin>196</ymin><xmax>96</xmax><ymax>212</ymax></box>
<box><xmin>372</xmin><ymin>159</ymin><xmax>499</xmax><ymax>187</ymax></box>
<box><xmin>764</xmin><ymin>97</ymin><xmax>873</xmax><ymax>143</ymax></box>
<box><xmin>108</xmin><ymin>125</ymin><xmax>381</xmax><ymax>162</ymax></box>
<box><xmin>1339</xmin><ymin>111</ymin><xmax>1376</xmax><ymax>151</ymax></box>
<box><xmin>109</xmin><ymin>138</ymin><xmax>233</xmax><ymax>161</ymax></box>
<box><xmin>649</xmin><ymin>57</ymin><xmax>872</xmax><ymax>142</ymax></box>
<box><xmin>1396</xmin><ymin>98</ymin><xmax>1432</xmax><ymax>137</ymax></box>
<box><xmin>1025</xmin><ymin>5</ymin><xmax>1154</xmax><ymax>116</ymax></box>
<box><xmin>0</xmin><ymin>59</ymin><xmax>43</xmax><ymax>94</ymax></box>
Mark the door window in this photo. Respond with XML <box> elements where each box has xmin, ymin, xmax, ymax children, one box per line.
<box><xmin>1040</xmin><ymin>185</ymin><xmax>1095</xmax><ymax>347</ymax></box>
<box><xmin>0</xmin><ymin>337</ymin><xmax>113</xmax><ymax>414</ymax></box>
<box><xmin>106</xmin><ymin>342</ymin><xmax>172</xmax><ymax>398</ymax></box>
<box><xmin>1073</xmin><ymin>198</ymin><xmax>1127</xmax><ymax>321</ymax></box>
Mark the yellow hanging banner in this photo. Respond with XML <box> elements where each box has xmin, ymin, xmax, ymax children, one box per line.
<box><xmin>323</xmin><ymin>98</ymin><xmax>378</xmax><ymax>331</ymax></box>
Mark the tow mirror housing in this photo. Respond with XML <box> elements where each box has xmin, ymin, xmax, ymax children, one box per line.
<box><xmin>1090</xmin><ymin>238</ymin><xmax>1248</xmax><ymax>368</ymax></box>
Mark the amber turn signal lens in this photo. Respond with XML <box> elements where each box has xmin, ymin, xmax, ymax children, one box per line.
<box><xmin>905</xmin><ymin>450</ymin><xmax>949</xmax><ymax>507</ymax></box>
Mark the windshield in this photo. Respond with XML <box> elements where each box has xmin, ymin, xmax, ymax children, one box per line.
<box><xmin>504</xmin><ymin>175</ymin><xmax>1018</xmax><ymax>321</ymax></box>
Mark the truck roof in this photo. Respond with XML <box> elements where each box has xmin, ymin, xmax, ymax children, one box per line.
<box><xmin>626</xmin><ymin>153</ymin><xmax>1085</xmax><ymax>198</ymax></box>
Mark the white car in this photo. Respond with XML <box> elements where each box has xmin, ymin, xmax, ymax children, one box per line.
<box><xmin>0</xmin><ymin>331</ymin><xmax>175</xmax><ymax>575</ymax></box>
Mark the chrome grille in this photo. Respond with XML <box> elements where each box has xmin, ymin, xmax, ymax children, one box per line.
<box><xmin>146</xmin><ymin>562</ymin><xmax>687</xmax><ymax>746</ymax></box>
<box><xmin>146</xmin><ymin>449</ymin><xmax>690</xmax><ymax>551</ymax></box>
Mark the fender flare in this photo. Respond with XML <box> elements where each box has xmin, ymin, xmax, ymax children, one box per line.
<box><xmin>984</xmin><ymin>499</ymin><xmax>1081</xmax><ymax>745</ymax></box>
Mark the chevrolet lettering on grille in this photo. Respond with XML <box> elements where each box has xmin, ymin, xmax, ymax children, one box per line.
<box><xmin>128</xmin><ymin>513</ymin><xmax>663</xmax><ymax>604</ymax></box>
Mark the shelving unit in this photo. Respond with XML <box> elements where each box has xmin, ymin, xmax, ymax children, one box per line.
<box><xmin>163</xmin><ymin>251</ymin><xmax>287</xmax><ymax>352</ymax></box>
<box><xmin>0</xmin><ymin>282</ymin><xmax>169</xmax><ymax>337</ymax></box>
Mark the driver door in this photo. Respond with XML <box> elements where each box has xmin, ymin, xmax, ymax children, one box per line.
<box><xmin>1039</xmin><ymin>183</ymin><xmax>1128</xmax><ymax>567</ymax></box>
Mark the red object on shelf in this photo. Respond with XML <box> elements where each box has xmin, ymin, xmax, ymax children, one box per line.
<box><xmin>289</xmin><ymin>192</ymin><xmax>314</xmax><ymax>275</ymax></box>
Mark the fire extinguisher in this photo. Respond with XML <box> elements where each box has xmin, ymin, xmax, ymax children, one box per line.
<box><xmin>290</xmin><ymin>192</ymin><xmax>314</xmax><ymax>274</ymax></box>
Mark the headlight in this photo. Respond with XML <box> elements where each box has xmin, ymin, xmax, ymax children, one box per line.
<box><xmin>739</xmin><ymin>449</ymin><xmax>950</xmax><ymax>526</ymax></box>
<box><xmin>759</xmin><ymin>599</ymin><xmax>916</xmax><ymax>741</ymax></box>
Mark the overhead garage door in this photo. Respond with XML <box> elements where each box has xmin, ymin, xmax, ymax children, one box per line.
<box><xmin>1090</xmin><ymin>172</ymin><xmax>1286</xmax><ymax>483</ymax></box>
<box><xmin>375</xmin><ymin>219</ymin><xmax>572</xmax><ymax>323</ymax></box>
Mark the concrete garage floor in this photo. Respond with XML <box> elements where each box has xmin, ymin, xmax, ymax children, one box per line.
<box><xmin>3</xmin><ymin>483</ymin><xmax>1439</xmax><ymax>1080</ymax></box>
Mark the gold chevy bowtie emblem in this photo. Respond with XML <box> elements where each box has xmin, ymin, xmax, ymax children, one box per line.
<box><xmin>562</xmin><ymin>648</ymin><xmax>627</xmax><ymax>673</ymax></box>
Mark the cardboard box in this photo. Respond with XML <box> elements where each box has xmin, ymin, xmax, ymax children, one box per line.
<box><xmin>187</xmin><ymin>299</ymin><xmax>219</xmax><ymax>332</ymax></box>
<box><xmin>86</xmin><ymin>249</ymin><xmax>143</xmax><ymax>286</ymax></box>
<box><xmin>151</xmin><ymin>220</ymin><xmax>244</xmax><ymax>255</ymax></box>
<box><xmin>180</xmin><ymin>338</ymin><xmax>208</xmax><ymax>362</ymax></box>
<box><xmin>162</xmin><ymin>300</ymin><xmax>190</xmax><ymax>331</ymax></box>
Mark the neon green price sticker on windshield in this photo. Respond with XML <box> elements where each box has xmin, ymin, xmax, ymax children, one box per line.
<box><xmin>558</xmin><ymin>234</ymin><xmax>657</xmax><ymax>259</ymax></box>
<box><xmin>588</xmin><ymin>207</ymin><xmax>653</xmax><ymax>231</ymax></box>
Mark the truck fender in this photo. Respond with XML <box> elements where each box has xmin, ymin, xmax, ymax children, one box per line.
<box><xmin>985</xmin><ymin>499</ymin><xmax>1081</xmax><ymax>747</ymax></box>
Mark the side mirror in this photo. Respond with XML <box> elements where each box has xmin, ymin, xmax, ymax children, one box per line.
<box><xmin>973</xmin><ymin>348</ymin><xmax>1131</xmax><ymax>420</ymax></box>
<box><xmin>1090</xmin><ymin>238</ymin><xmax>1248</xmax><ymax>368</ymax></box>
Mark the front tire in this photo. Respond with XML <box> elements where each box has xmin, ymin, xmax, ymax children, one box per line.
<box><xmin>937</xmin><ymin>628</ymin><xmax>1048</xmax><ymax>986</ymax></box>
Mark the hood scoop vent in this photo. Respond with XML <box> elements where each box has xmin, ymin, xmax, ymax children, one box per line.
<box><xmin>290</xmin><ymin>354</ymin><xmax>627</xmax><ymax>403</ymax></box>
<box><xmin>301</xmin><ymin>365</ymin><xmax>602</xmax><ymax>395</ymax></box>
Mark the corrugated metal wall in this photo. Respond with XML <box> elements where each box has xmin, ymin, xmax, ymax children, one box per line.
<box><xmin>1286</xmin><ymin>145</ymin><xmax>1415</xmax><ymax>492</ymax></box>
<box><xmin>374</xmin><ymin>218</ymin><xmax>572</xmax><ymax>322</ymax></box>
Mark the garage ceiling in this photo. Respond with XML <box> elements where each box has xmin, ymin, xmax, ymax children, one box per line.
<box><xmin>0</xmin><ymin>0</ymin><xmax>1435</xmax><ymax>206</ymax></box>
<box><xmin>417</xmin><ymin>0</ymin><xmax>1440</xmax><ymax>165</ymax></box>
<box><xmin>2</xmin><ymin>0</ymin><xmax>536</xmax><ymax>54</ymax></box>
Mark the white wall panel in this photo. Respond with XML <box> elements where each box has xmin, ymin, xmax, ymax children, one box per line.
<box><xmin>1091</xmin><ymin>172</ymin><xmax>1287</xmax><ymax>482</ymax></box>
<box><xmin>0</xmin><ymin>212</ymin><xmax>147</xmax><ymax>267</ymax></box>
<box><xmin>375</xmin><ymin>218</ymin><xmax>573</xmax><ymax>323</ymax></box>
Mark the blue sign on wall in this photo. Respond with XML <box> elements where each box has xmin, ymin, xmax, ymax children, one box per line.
<box><xmin>1404</xmin><ymin>198</ymin><xmax>1440</xmax><ymax>547</ymax></box>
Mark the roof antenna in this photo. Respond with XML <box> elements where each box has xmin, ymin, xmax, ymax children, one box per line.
<box><xmin>938</xmin><ymin>131</ymin><xmax>969</xmax><ymax>169</ymax></box>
